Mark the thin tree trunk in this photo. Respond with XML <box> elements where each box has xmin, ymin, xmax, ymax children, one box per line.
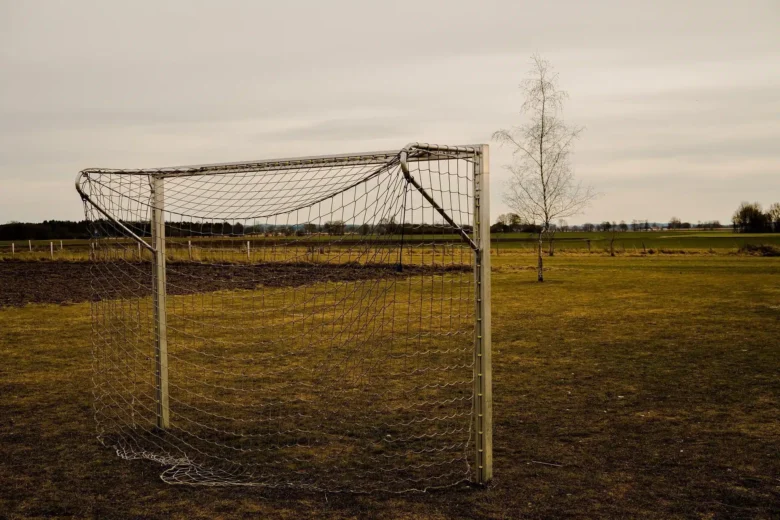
<box><xmin>537</xmin><ymin>230</ymin><xmax>544</xmax><ymax>282</ymax></box>
<box><xmin>538</xmin><ymin>79</ymin><xmax>546</xmax><ymax>283</ymax></box>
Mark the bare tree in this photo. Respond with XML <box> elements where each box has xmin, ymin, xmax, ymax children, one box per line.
<box><xmin>768</xmin><ymin>202</ymin><xmax>780</xmax><ymax>232</ymax></box>
<box><xmin>607</xmin><ymin>225</ymin><xmax>621</xmax><ymax>257</ymax></box>
<box><xmin>494</xmin><ymin>54</ymin><xmax>596</xmax><ymax>281</ymax></box>
<box><xmin>732</xmin><ymin>202</ymin><xmax>769</xmax><ymax>233</ymax></box>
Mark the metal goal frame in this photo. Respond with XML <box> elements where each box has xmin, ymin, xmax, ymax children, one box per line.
<box><xmin>75</xmin><ymin>142</ymin><xmax>493</xmax><ymax>486</ymax></box>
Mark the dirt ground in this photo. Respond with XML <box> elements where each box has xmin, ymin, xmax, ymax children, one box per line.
<box><xmin>1</xmin><ymin>255</ymin><xmax>778</xmax><ymax>519</ymax></box>
<box><xmin>0</xmin><ymin>260</ymin><xmax>468</xmax><ymax>307</ymax></box>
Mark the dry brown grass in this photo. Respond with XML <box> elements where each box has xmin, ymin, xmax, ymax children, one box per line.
<box><xmin>1</xmin><ymin>254</ymin><xmax>779</xmax><ymax>518</ymax></box>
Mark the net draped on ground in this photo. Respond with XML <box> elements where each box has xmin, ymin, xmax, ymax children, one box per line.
<box><xmin>78</xmin><ymin>146</ymin><xmax>481</xmax><ymax>492</ymax></box>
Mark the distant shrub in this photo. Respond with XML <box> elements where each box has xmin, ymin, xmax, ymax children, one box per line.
<box><xmin>737</xmin><ymin>244</ymin><xmax>780</xmax><ymax>257</ymax></box>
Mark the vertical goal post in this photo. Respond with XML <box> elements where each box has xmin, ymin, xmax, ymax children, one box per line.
<box><xmin>474</xmin><ymin>145</ymin><xmax>492</xmax><ymax>484</ymax></box>
<box><xmin>75</xmin><ymin>142</ymin><xmax>492</xmax><ymax>491</ymax></box>
<box><xmin>150</xmin><ymin>175</ymin><xmax>170</xmax><ymax>430</ymax></box>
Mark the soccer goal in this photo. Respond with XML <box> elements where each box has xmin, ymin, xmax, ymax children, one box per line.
<box><xmin>75</xmin><ymin>143</ymin><xmax>491</xmax><ymax>492</ymax></box>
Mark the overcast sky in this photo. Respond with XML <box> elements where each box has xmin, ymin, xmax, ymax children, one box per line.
<box><xmin>1</xmin><ymin>0</ymin><xmax>778</xmax><ymax>225</ymax></box>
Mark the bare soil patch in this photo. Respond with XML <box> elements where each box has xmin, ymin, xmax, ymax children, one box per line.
<box><xmin>0</xmin><ymin>260</ymin><xmax>467</xmax><ymax>307</ymax></box>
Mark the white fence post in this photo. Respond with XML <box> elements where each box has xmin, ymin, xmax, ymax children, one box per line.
<box><xmin>60</xmin><ymin>240</ymin><xmax>63</xmax><ymax>250</ymax></box>
<box><xmin>188</xmin><ymin>240</ymin><xmax>192</xmax><ymax>261</ymax></box>
<box><xmin>28</xmin><ymin>240</ymin><xmax>32</xmax><ymax>251</ymax></box>
<box><xmin>247</xmin><ymin>240</ymin><xmax>251</xmax><ymax>261</ymax></box>
<box><xmin>11</xmin><ymin>243</ymin><xmax>14</xmax><ymax>256</ymax></box>
<box><xmin>50</xmin><ymin>242</ymin><xmax>54</xmax><ymax>259</ymax></box>
<box><xmin>151</xmin><ymin>175</ymin><xmax>170</xmax><ymax>430</ymax></box>
<box><xmin>473</xmin><ymin>144</ymin><xmax>493</xmax><ymax>484</ymax></box>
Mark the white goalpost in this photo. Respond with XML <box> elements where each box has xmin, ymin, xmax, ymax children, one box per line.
<box><xmin>76</xmin><ymin>143</ymin><xmax>491</xmax><ymax>492</ymax></box>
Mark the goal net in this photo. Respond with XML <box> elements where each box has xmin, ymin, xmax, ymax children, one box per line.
<box><xmin>76</xmin><ymin>143</ymin><xmax>491</xmax><ymax>492</ymax></box>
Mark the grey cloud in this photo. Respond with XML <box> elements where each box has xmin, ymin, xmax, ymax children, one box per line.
<box><xmin>1</xmin><ymin>0</ymin><xmax>779</xmax><ymax>223</ymax></box>
<box><xmin>251</xmin><ymin>118</ymin><xmax>411</xmax><ymax>142</ymax></box>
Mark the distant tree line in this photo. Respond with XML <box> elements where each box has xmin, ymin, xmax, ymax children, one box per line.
<box><xmin>490</xmin><ymin>213</ymin><xmax>542</xmax><ymax>234</ymax></box>
<box><xmin>0</xmin><ymin>217</ymin><xmax>471</xmax><ymax>240</ymax></box>
<box><xmin>5</xmin><ymin>202</ymin><xmax>778</xmax><ymax>240</ymax></box>
<box><xmin>732</xmin><ymin>202</ymin><xmax>780</xmax><ymax>233</ymax></box>
<box><xmin>0</xmin><ymin>220</ymin><xmax>92</xmax><ymax>241</ymax></box>
<box><xmin>490</xmin><ymin>215</ymin><xmax>736</xmax><ymax>234</ymax></box>
<box><xmin>491</xmin><ymin>216</ymin><xmax>717</xmax><ymax>233</ymax></box>
<box><xmin>665</xmin><ymin>218</ymin><xmax>724</xmax><ymax>230</ymax></box>
<box><xmin>667</xmin><ymin>217</ymin><xmax>691</xmax><ymax>229</ymax></box>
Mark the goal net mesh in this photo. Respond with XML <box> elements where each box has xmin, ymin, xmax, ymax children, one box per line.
<box><xmin>77</xmin><ymin>145</ymin><xmax>480</xmax><ymax>492</ymax></box>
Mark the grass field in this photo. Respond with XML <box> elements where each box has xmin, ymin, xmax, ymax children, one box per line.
<box><xmin>3</xmin><ymin>231</ymin><xmax>780</xmax><ymax>262</ymax></box>
<box><xmin>493</xmin><ymin>230</ymin><xmax>780</xmax><ymax>252</ymax></box>
<box><xmin>1</xmin><ymin>253</ymin><xmax>779</xmax><ymax>518</ymax></box>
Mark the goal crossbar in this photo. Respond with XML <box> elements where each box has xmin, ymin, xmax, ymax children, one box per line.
<box><xmin>76</xmin><ymin>143</ymin><xmax>480</xmax><ymax>178</ymax></box>
<box><xmin>75</xmin><ymin>143</ymin><xmax>482</xmax><ymax>252</ymax></box>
